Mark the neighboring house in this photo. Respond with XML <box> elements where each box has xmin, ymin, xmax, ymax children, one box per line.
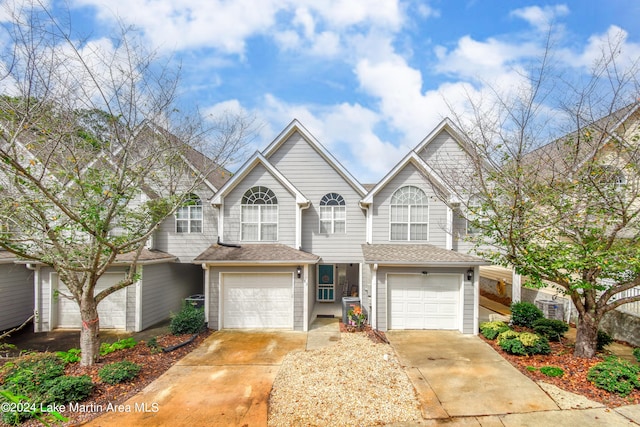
<box><xmin>30</xmin><ymin>249</ymin><xmax>201</xmax><ymax>332</ymax></box>
<box><xmin>0</xmin><ymin>250</ymin><xmax>33</xmax><ymax>331</ymax></box>
<box><xmin>1</xmin><ymin>120</ymin><xmax>228</xmax><ymax>333</ymax></box>
<box><xmin>480</xmin><ymin>102</ymin><xmax>640</xmax><ymax>323</ymax></box>
<box><xmin>194</xmin><ymin>119</ymin><xmax>488</xmax><ymax>333</ymax></box>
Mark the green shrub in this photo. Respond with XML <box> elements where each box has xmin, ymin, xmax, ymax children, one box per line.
<box><xmin>41</xmin><ymin>375</ymin><xmax>94</xmax><ymax>405</ymax></box>
<box><xmin>100</xmin><ymin>337</ymin><xmax>137</xmax><ymax>356</ymax></box>
<box><xmin>510</xmin><ymin>301</ymin><xmax>544</xmax><ymax>328</ymax></box>
<box><xmin>98</xmin><ymin>361</ymin><xmax>141</xmax><ymax>385</ymax></box>
<box><xmin>1</xmin><ymin>353</ymin><xmax>66</xmax><ymax>395</ymax></box>
<box><xmin>587</xmin><ymin>357</ymin><xmax>640</xmax><ymax>396</ymax></box>
<box><xmin>0</xmin><ymin>354</ymin><xmax>68</xmax><ymax>425</ymax></box>
<box><xmin>56</xmin><ymin>348</ymin><xmax>81</xmax><ymax>363</ymax></box>
<box><xmin>169</xmin><ymin>302</ymin><xmax>205</xmax><ymax>335</ymax></box>
<box><xmin>532</xmin><ymin>318</ymin><xmax>569</xmax><ymax>341</ymax></box>
<box><xmin>479</xmin><ymin>321</ymin><xmax>511</xmax><ymax>340</ymax></box>
<box><xmin>147</xmin><ymin>336</ymin><xmax>163</xmax><ymax>354</ymax></box>
<box><xmin>540</xmin><ymin>366</ymin><xmax>565</xmax><ymax>377</ymax></box>
<box><xmin>497</xmin><ymin>330</ymin><xmax>550</xmax><ymax>356</ymax></box>
<box><xmin>597</xmin><ymin>330</ymin><xmax>613</xmax><ymax>351</ymax></box>
<box><xmin>633</xmin><ymin>348</ymin><xmax>640</xmax><ymax>363</ymax></box>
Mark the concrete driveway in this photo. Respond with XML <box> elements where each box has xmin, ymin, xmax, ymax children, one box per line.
<box><xmin>386</xmin><ymin>330</ymin><xmax>559</xmax><ymax>418</ymax></box>
<box><xmin>86</xmin><ymin>330</ymin><xmax>306</xmax><ymax>427</ymax></box>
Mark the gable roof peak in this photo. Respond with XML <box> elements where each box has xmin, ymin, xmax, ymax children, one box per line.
<box><xmin>262</xmin><ymin>119</ymin><xmax>367</xmax><ymax>196</ymax></box>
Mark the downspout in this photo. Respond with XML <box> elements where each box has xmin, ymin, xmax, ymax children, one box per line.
<box><xmin>359</xmin><ymin>202</ymin><xmax>372</xmax><ymax>244</ymax></box>
<box><xmin>26</xmin><ymin>263</ymin><xmax>41</xmax><ymax>332</ymax></box>
<box><xmin>202</xmin><ymin>264</ymin><xmax>210</xmax><ymax>327</ymax></box>
<box><xmin>134</xmin><ymin>266</ymin><xmax>143</xmax><ymax>332</ymax></box>
<box><xmin>371</xmin><ymin>263</ymin><xmax>378</xmax><ymax>329</ymax></box>
<box><xmin>473</xmin><ymin>266</ymin><xmax>480</xmax><ymax>335</ymax></box>
<box><xmin>445</xmin><ymin>205</ymin><xmax>453</xmax><ymax>250</ymax></box>
<box><xmin>296</xmin><ymin>201</ymin><xmax>311</xmax><ymax>250</ymax></box>
<box><xmin>302</xmin><ymin>264</ymin><xmax>309</xmax><ymax>332</ymax></box>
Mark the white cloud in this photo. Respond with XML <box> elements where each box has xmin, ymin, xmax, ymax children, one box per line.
<box><xmin>510</xmin><ymin>4</ymin><xmax>570</xmax><ymax>31</ymax></box>
<box><xmin>71</xmin><ymin>0</ymin><xmax>402</xmax><ymax>57</ymax></box>
<box><xmin>72</xmin><ymin>0</ymin><xmax>283</xmax><ymax>53</ymax></box>
<box><xmin>560</xmin><ymin>25</ymin><xmax>640</xmax><ymax>71</ymax></box>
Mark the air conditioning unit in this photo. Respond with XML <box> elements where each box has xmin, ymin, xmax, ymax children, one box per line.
<box><xmin>535</xmin><ymin>299</ymin><xmax>564</xmax><ymax>321</ymax></box>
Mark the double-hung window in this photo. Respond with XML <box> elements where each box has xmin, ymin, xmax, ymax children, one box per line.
<box><xmin>241</xmin><ymin>186</ymin><xmax>278</xmax><ymax>241</ymax></box>
<box><xmin>176</xmin><ymin>194</ymin><xmax>203</xmax><ymax>233</ymax></box>
<box><xmin>390</xmin><ymin>186</ymin><xmax>428</xmax><ymax>241</ymax></box>
<box><xmin>319</xmin><ymin>193</ymin><xmax>346</xmax><ymax>234</ymax></box>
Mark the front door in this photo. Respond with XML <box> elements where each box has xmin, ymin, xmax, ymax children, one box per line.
<box><xmin>317</xmin><ymin>264</ymin><xmax>335</xmax><ymax>301</ymax></box>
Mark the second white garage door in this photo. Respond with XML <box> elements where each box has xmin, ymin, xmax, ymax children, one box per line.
<box><xmin>56</xmin><ymin>273</ymin><xmax>127</xmax><ymax>329</ymax></box>
<box><xmin>222</xmin><ymin>273</ymin><xmax>293</xmax><ymax>329</ymax></box>
<box><xmin>389</xmin><ymin>273</ymin><xmax>460</xmax><ymax>330</ymax></box>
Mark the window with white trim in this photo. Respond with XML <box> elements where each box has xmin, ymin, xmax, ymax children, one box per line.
<box><xmin>319</xmin><ymin>193</ymin><xmax>346</xmax><ymax>234</ymax></box>
<box><xmin>241</xmin><ymin>186</ymin><xmax>278</xmax><ymax>241</ymax></box>
<box><xmin>176</xmin><ymin>194</ymin><xmax>202</xmax><ymax>233</ymax></box>
<box><xmin>390</xmin><ymin>186</ymin><xmax>428</xmax><ymax>241</ymax></box>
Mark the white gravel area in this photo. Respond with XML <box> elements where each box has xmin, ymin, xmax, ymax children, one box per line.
<box><xmin>268</xmin><ymin>333</ymin><xmax>422</xmax><ymax>426</ymax></box>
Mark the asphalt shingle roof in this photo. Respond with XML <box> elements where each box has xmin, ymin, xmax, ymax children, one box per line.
<box><xmin>194</xmin><ymin>243</ymin><xmax>320</xmax><ymax>263</ymax></box>
<box><xmin>361</xmin><ymin>244</ymin><xmax>488</xmax><ymax>266</ymax></box>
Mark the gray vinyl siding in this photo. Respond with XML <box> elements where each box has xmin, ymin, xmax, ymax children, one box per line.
<box><xmin>140</xmin><ymin>263</ymin><xmax>202</xmax><ymax>330</ymax></box>
<box><xmin>361</xmin><ymin>264</ymin><xmax>372</xmax><ymax>321</ymax></box>
<box><xmin>452</xmin><ymin>210</ymin><xmax>476</xmax><ymax>254</ymax></box>
<box><xmin>370</xmin><ymin>163</ymin><xmax>449</xmax><ymax>247</ymax></box>
<box><xmin>222</xmin><ymin>164</ymin><xmax>296</xmax><ymax>246</ymax></box>
<box><xmin>307</xmin><ymin>264</ymin><xmax>317</xmax><ymax>328</ymax></box>
<box><xmin>206</xmin><ymin>265</ymin><xmax>304</xmax><ymax>331</ymax></box>
<box><xmin>0</xmin><ymin>263</ymin><xmax>34</xmax><ymax>331</ymax></box>
<box><xmin>267</xmin><ymin>131</ymin><xmax>366</xmax><ymax>262</ymax></box>
<box><xmin>154</xmin><ymin>186</ymin><xmax>217</xmax><ymax>262</ymax></box>
<box><xmin>417</xmin><ymin>130</ymin><xmax>473</xmax><ymax>188</ymax></box>
<box><xmin>374</xmin><ymin>266</ymin><xmax>474</xmax><ymax>333</ymax></box>
<box><xmin>463</xmin><ymin>277</ymin><xmax>475</xmax><ymax>334</ymax></box>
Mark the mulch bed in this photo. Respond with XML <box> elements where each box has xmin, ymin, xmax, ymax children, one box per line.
<box><xmin>480</xmin><ymin>335</ymin><xmax>640</xmax><ymax>407</ymax></box>
<box><xmin>339</xmin><ymin>322</ymin><xmax>389</xmax><ymax>344</ymax></box>
<box><xmin>6</xmin><ymin>330</ymin><xmax>211</xmax><ymax>427</ymax></box>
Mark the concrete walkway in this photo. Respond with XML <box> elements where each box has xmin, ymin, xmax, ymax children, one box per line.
<box><xmin>386</xmin><ymin>330</ymin><xmax>640</xmax><ymax>426</ymax></box>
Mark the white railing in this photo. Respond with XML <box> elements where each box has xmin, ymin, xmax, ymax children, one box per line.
<box><xmin>615</xmin><ymin>286</ymin><xmax>640</xmax><ymax>316</ymax></box>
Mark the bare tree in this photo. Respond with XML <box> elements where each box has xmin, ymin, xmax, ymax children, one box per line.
<box><xmin>441</xmin><ymin>30</ymin><xmax>640</xmax><ymax>358</ymax></box>
<box><xmin>0</xmin><ymin>1</ymin><xmax>256</xmax><ymax>365</ymax></box>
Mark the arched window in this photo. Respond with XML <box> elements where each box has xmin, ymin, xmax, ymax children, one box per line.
<box><xmin>241</xmin><ymin>186</ymin><xmax>278</xmax><ymax>241</ymax></box>
<box><xmin>390</xmin><ymin>186</ymin><xmax>428</xmax><ymax>241</ymax></box>
<box><xmin>176</xmin><ymin>193</ymin><xmax>202</xmax><ymax>233</ymax></box>
<box><xmin>319</xmin><ymin>193</ymin><xmax>346</xmax><ymax>234</ymax></box>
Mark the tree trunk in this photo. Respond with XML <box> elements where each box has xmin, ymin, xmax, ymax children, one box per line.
<box><xmin>79</xmin><ymin>296</ymin><xmax>100</xmax><ymax>366</ymax></box>
<box><xmin>574</xmin><ymin>311</ymin><xmax>599</xmax><ymax>358</ymax></box>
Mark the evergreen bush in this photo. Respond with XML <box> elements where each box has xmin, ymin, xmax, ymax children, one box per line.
<box><xmin>98</xmin><ymin>361</ymin><xmax>141</xmax><ymax>385</ymax></box>
<box><xmin>587</xmin><ymin>357</ymin><xmax>640</xmax><ymax>396</ymax></box>
<box><xmin>169</xmin><ymin>302</ymin><xmax>205</xmax><ymax>335</ymax></box>
<box><xmin>510</xmin><ymin>301</ymin><xmax>543</xmax><ymax>328</ymax></box>
<box><xmin>532</xmin><ymin>318</ymin><xmax>569</xmax><ymax>341</ymax></box>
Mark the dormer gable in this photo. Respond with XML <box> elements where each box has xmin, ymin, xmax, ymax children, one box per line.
<box><xmin>263</xmin><ymin>119</ymin><xmax>367</xmax><ymax>197</ymax></box>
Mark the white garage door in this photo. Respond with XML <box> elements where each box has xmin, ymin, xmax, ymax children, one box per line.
<box><xmin>389</xmin><ymin>273</ymin><xmax>460</xmax><ymax>330</ymax></box>
<box><xmin>223</xmin><ymin>273</ymin><xmax>293</xmax><ymax>329</ymax></box>
<box><xmin>57</xmin><ymin>273</ymin><xmax>127</xmax><ymax>329</ymax></box>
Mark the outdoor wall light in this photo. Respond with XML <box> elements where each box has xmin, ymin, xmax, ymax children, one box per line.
<box><xmin>466</xmin><ymin>269</ymin><xmax>474</xmax><ymax>281</ymax></box>
<box><xmin>296</xmin><ymin>266</ymin><xmax>302</xmax><ymax>278</ymax></box>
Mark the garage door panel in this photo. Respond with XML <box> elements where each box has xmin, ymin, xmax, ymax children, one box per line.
<box><xmin>57</xmin><ymin>274</ymin><xmax>126</xmax><ymax>329</ymax></box>
<box><xmin>223</xmin><ymin>273</ymin><xmax>293</xmax><ymax>329</ymax></box>
<box><xmin>389</xmin><ymin>274</ymin><xmax>460</xmax><ymax>330</ymax></box>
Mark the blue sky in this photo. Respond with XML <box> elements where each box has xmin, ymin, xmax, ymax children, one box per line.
<box><xmin>6</xmin><ymin>1</ymin><xmax>640</xmax><ymax>183</ymax></box>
